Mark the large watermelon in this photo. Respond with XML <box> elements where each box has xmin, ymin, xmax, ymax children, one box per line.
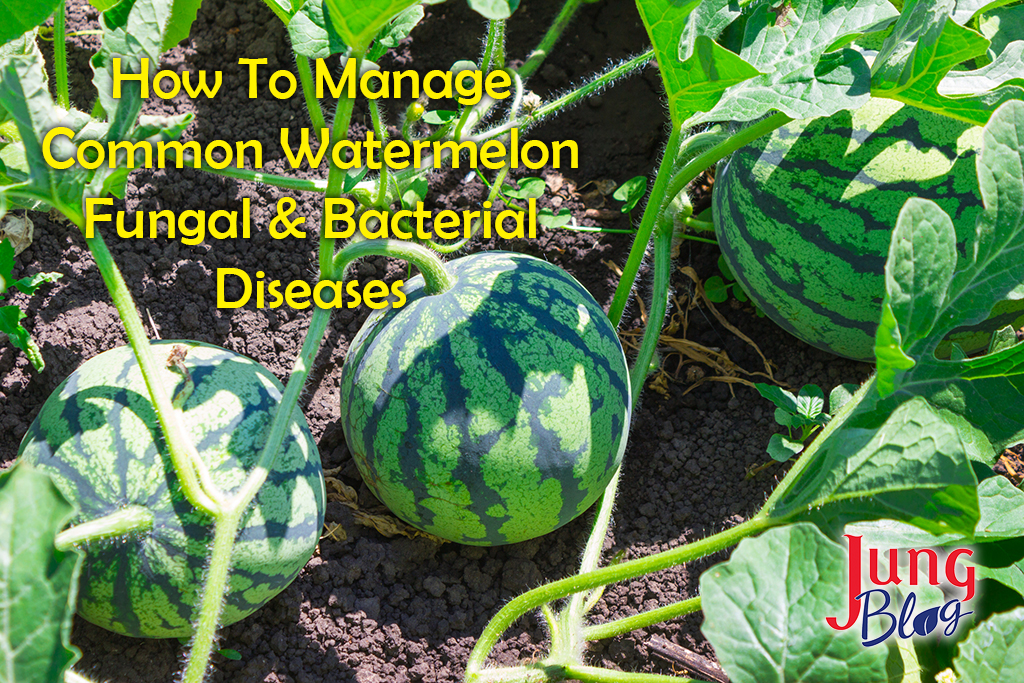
<box><xmin>18</xmin><ymin>341</ymin><xmax>325</xmax><ymax>639</ymax></box>
<box><xmin>713</xmin><ymin>97</ymin><xmax>1024</xmax><ymax>361</ymax></box>
<box><xmin>339</xmin><ymin>252</ymin><xmax>631</xmax><ymax>546</ymax></box>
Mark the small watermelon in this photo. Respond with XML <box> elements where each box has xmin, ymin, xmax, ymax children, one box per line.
<box><xmin>713</xmin><ymin>98</ymin><xmax>1024</xmax><ymax>361</ymax></box>
<box><xmin>339</xmin><ymin>252</ymin><xmax>631</xmax><ymax>546</ymax></box>
<box><xmin>18</xmin><ymin>341</ymin><xmax>326</xmax><ymax>639</ymax></box>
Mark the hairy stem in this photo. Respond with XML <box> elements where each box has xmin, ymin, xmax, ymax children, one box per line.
<box><xmin>332</xmin><ymin>239</ymin><xmax>455</xmax><ymax>295</ymax></box>
<box><xmin>465</xmin><ymin>516</ymin><xmax>774</xmax><ymax>679</ymax></box>
<box><xmin>562</xmin><ymin>665</ymin><xmax>698</xmax><ymax>683</ymax></box>
<box><xmin>607</xmin><ymin>123</ymin><xmax>680</xmax><ymax>326</ymax></box>
<box><xmin>53</xmin><ymin>2</ymin><xmax>70</xmax><ymax>109</ymax></box>
<box><xmin>180</xmin><ymin>509</ymin><xmax>244</xmax><ymax>683</ymax></box>
<box><xmin>518</xmin><ymin>0</ymin><xmax>585</xmax><ymax>79</ymax></box>
<box><xmin>81</xmin><ymin>230</ymin><xmax>221</xmax><ymax>515</ymax></box>
<box><xmin>581</xmin><ymin>597</ymin><xmax>701</xmax><ymax>641</ymax></box>
<box><xmin>54</xmin><ymin>506</ymin><xmax>154</xmax><ymax>551</ymax></box>
<box><xmin>320</xmin><ymin>53</ymin><xmax>361</xmax><ymax>276</ymax></box>
<box><xmin>295</xmin><ymin>54</ymin><xmax>327</xmax><ymax>136</ymax></box>
<box><xmin>609</xmin><ymin>112</ymin><xmax>792</xmax><ymax>324</ymax></box>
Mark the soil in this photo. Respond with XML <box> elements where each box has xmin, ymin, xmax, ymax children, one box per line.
<box><xmin>0</xmin><ymin>1</ymin><xmax>884</xmax><ymax>682</ymax></box>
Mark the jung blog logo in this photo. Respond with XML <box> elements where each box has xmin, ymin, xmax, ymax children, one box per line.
<box><xmin>826</xmin><ymin>534</ymin><xmax>975</xmax><ymax>647</ymax></box>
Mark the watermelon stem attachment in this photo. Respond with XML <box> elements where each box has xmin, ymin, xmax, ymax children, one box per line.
<box><xmin>330</xmin><ymin>239</ymin><xmax>455</xmax><ymax>294</ymax></box>
<box><xmin>54</xmin><ymin>506</ymin><xmax>154</xmax><ymax>552</ymax></box>
<box><xmin>608</xmin><ymin>112</ymin><xmax>793</xmax><ymax>326</ymax></box>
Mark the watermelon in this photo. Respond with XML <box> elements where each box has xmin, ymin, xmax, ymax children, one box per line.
<box><xmin>17</xmin><ymin>341</ymin><xmax>326</xmax><ymax>639</ymax></box>
<box><xmin>339</xmin><ymin>252</ymin><xmax>631</xmax><ymax>546</ymax></box>
<box><xmin>713</xmin><ymin>97</ymin><xmax>1024</xmax><ymax>361</ymax></box>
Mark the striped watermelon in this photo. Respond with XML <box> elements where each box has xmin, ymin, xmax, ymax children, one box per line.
<box><xmin>713</xmin><ymin>98</ymin><xmax>1024</xmax><ymax>361</ymax></box>
<box><xmin>17</xmin><ymin>341</ymin><xmax>325</xmax><ymax>639</ymax></box>
<box><xmin>339</xmin><ymin>252</ymin><xmax>631</xmax><ymax>546</ymax></box>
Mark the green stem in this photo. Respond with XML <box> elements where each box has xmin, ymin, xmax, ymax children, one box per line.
<box><xmin>562</xmin><ymin>665</ymin><xmax>697</xmax><ymax>683</ymax></box>
<box><xmin>320</xmin><ymin>53</ymin><xmax>361</xmax><ymax>276</ymax></box>
<box><xmin>368</xmin><ymin>98</ymin><xmax>390</xmax><ymax>207</ymax></box>
<box><xmin>480</xmin><ymin>19</ymin><xmax>506</xmax><ymax>72</ymax></box>
<box><xmin>608</xmin><ymin>112</ymin><xmax>792</xmax><ymax>325</ymax></box>
<box><xmin>229</xmin><ymin>306</ymin><xmax>332</xmax><ymax>514</ymax></box>
<box><xmin>465</xmin><ymin>515</ymin><xmax>775</xmax><ymax>680</ymax></box>
<box><xmin>82</xmin><ymin>231</ymin><xmax>221</xmax><ymax>515</ymax></box>
<box><xmin>628</xmin><ymin>218</ymin><xmax>673</xmax><ymax>398</ymax></box>
<box><xmin>332</xmin><ymin>239</ymin><xmax>455</xmax><ymax>295</ymax></box>
<box><xmin>581</xmin><ymin>597</ymin><xmax>701</xmax><ymax>641</ymax></box>
<box><xmin>295</xmin><ymin>54</ymin><xmax>327</xmax><ymax>136</ymax></box>
<box><xmin>185</xmin><ymin>154</ymin><xmax>327</xmax><ymax>192</ymax></box>
<box><xmin>480</xmin><ymin>51</ymin><xmax>654</xmax><ymax>142</ymax></box>
<box><xmin>518</xmin><ymin>0</ymin><xmax>585</xmax><ymax>79</ymax></box>
<box><xmin>180</xmin><ymin>510</ymin><xmax>244</xmax><ymax>683</ymax></box>
<box><xmin>683</xmin><ymin>217</ymin><xmax>714</xmax><ymax>232</ymax></box>
<box><xmin>566</xmin><ymin>467</ymin><xmax>621</xmax><ymax>626</ymax></box>
<box><xmin>53</xmin><ymin>2</ymin><xmax>70</xmax><ymax>109</ymax></box>
<box><xmin>54</xmin><ymin>506</ymin><xmax>154</xmax><ymax>551</ymax></box>
<box><xmin>607</xmin><ymin>124</ymin><xmax>680</xmax><ymax>326</ymax></box>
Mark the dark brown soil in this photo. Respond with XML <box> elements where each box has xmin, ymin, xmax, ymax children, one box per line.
<box><xmin>1</xmin><ymin>1</ymin><xmax>873</xmax><ymax>681</ymax></box>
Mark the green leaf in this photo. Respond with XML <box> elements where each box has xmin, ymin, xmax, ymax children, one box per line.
<box><xmin>875</xmin><ymin>100</ymin><xmax>1024</xmax><ymax>452</ymax></box>
<box><xmin>979</xmin><ymin>4</ymin><xmax>1024</xmax><ymax>60</ymax></box>
<box><xmin>767</xmin><ymin>433</ymin><xmax>805</xmax><ymax>461</ymax></box>
<box><xmin>422</xmin><ymin>109</ymin><xmax>456</xmax><ymax>125</ymax></box>
<box><xmin>503</xmin><ymin>177</ymin><xmax>545</xmax><ymax>200</ymax></box>
<box><xmin>612</xmin><ymin>175</ymin><xmax>648</xmax><ymax>213</ymax></box>
<box><xmin>537</xmin><ymin>208</ymin><xmax>571</xmax><ymax>229</ymax></box>
<box><xmin>323</xmin><ymin>0</ymin><xmax>421</xmax><ymax>53</ymax></box>
<box><xmin>829</xmin><ymin>383</ymin><xmax>859</xmax><ymax>414</ymax></box>
<box><xmin>701</xmin><ymin>523</ymin><xmax>889</xmax><ymax>683</ymax></box>
<box><xmin>163</xmin><ymin>0</ymin><xmax>204</xmax><ymax>50</ymax></box>
<box><xmin>289</xmin><ymin>0</ymin><xmax>348</xmax><ymax>58</ymax></box>
<box><xmin>954</xmin><ymin>607</ymin><xmax>1024</xmax><ymax>682</ymax></box>
<box><xmin>0</xmin><ymin>462</ymin><xmax>82</xmax><ymax>681</ymax></box>
<box><xmin>772</xmin><ymin>396</ymin><xmax>979</xmax><ymax>537</ymax></box>
<box><xmin>875</xmin><ymin>197</ymin><xmax>957</xmax><ymax>392</ymax></box>
<box><xmin>0</xmin><ymin>235</ymin><xmax>12</xmax><ymax>285</ymax></box>
<box><xmin>0</xmin><ymin>0</ymin><xmax>62</xmax><ymax>44</ymax></box>
<box><xmin>634</xmin><ymin>0</ymin><xmax>757</xmax><ymax>127</ymax></box>
<box><xmin>636</xmin><ymin>0</ymin><xmax>758</xmax><ymax>128</ymax></box>
<box><xmin>0</xmin><ymin>304</ymin><xmax>44</xmax><ymax>370</ymax></box>
<box><xmin>849</xmin><ymin>475</ymin><xmax>1024</xmax><ymax>549</ymax></box>
<box><xmin>686</xmin><ymin>0</ymin><xmax>899</xmax><ymax>126</ymax></box>
<box><xmin>466</xmin><ymin>0</ymin><xmax>519</xmax><ymax>20</ymax></box>
<box><xmin>754</xmin><ymin>383</ymin><xmax>800</xmax><ymax>414</ymax></box>
<box><xmin>704</xmin><ymin>275</ymin><xmax>729</xmax><ymax>303</ymax></box>
<box><xmin>716</xmin><ymin>253</ymin><xmax>735</xmax><ymax>282</ymax></box>
<box><xmin>871</xmin><ymin>0</ymin><xmax>1024</xmax><ymax>125</ymax></box>
<box><xmin>371</xmin><ymin>4</ymin><xmax>424</xmax><ymax>52</ymax></box>
<box><xmin>988</xmin><ymin>325</ymin><xmax>1020</xmax><ymax>354</ymax></box>
<box><xmin>938</xmin><ymin>41</ymin><xmax>1024</xmax><ymax>97</ymax></box>
<box><xmin>13</xmin><ymin>270</ymin><xmax>61</xmax><ymax>295</ymax></box>
<box><xmin>796</xmin><ymin>384</ymin><xmax>826</xmax><ymax>419</ymax></box>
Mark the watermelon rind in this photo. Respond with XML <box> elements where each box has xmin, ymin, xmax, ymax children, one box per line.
<box><xmin>339</xmin><ymin>252</ymin><xmax>631</xmax><ymax>546</ymax></box>
<box><xmin>713</xmin><ymin>97</ymin><xmax>1024</xmax><ymax>361</ymax></box>
<box><xmin>18</xmin><ymin>340</ymin><xmax>326</xmax><ymax>639</ymax></box>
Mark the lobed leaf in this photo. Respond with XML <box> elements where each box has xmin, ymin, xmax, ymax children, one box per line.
<box><xmin>289</xmin><ymin>0</ymin><xmax>348</xmax><ymax>58</ymax></box>
<box><xmin>685</xmin><ymin>0</ymin><xmax>898</xmax><ymax>126</ymax></box>
<box><xmin>0</xmin><ymin>462</ymin><xmax>82</xmax><ymax>682</ymax></box>
<box><xmin>635</xmin><ymin>0</ymin><xmax>757</xmax><ymax>128</ymax></box>
<box><xmin>871</xmin><ymin>0</ymin><xmax>1024</xmax><ymax>125</ymax></box>
<box><xmin>874</xmin><ymin>99</ymin><xmax>1024</xmax><ymax>453</ymax></box>
<box><xmin>770</xmin><ymin>396</ymin><xmax>979</xmax><ymax>538</ymax></box>
<box><xmin>322</xmin><ymin>0</ymin><xmax>421</xmax><ymax>54</ymax></box>
<box><xmin>701</xmin><ymin>523</ymin><xmax>889</xmax><ymax>683</ymax></box>
<box><xmin>954</xmin><ymin>607</ymin><xmax>1024</xmax><ymax>682</ymax></box>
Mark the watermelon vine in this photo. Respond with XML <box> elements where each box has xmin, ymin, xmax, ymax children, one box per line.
<box><xmin>1</xmin><ymin>0</ymin><xmax>1023</xmax><ymax>682</ymax></box>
